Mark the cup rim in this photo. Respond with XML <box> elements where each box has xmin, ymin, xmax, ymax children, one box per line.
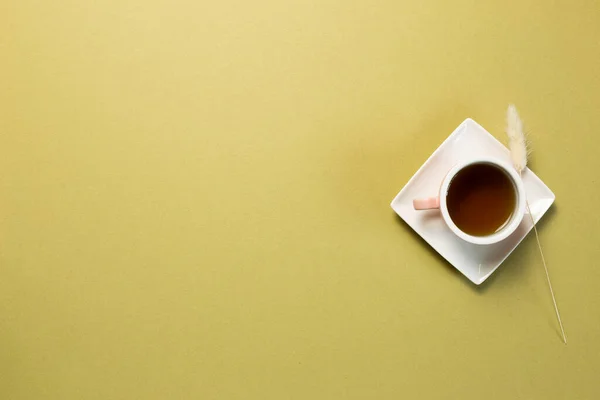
<box><xmin>439</xmin><ymin>157</ymin><xmax>526</xmax><ymax>245</ymax></box>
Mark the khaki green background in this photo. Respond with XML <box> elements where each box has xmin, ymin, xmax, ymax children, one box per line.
<box><xmin>2</xmin><ymin>1</ymin><xmax>600</xmax><ymax>399</ymax></box>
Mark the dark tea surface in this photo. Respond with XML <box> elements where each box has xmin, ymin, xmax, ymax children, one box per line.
<box><xmin>446</xmin><ymin>163</ymin><xmax>516</xmax><ymax>236</ymax></box>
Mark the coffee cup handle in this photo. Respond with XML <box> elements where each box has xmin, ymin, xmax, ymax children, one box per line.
<box><xmin>413</xmin><ymin>197</ymin><xmax>440</xmax><ymax>210</ymax></box>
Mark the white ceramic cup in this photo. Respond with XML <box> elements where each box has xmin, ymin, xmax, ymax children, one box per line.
<box><xmin>413</xmin><ymin>157</ymin><xmax>526</xmax><ymax>245</ymax></box>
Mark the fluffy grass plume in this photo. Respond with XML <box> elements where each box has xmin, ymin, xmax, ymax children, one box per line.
<box><xmin>506</xmin><ymin>104</ymin><xmax>527</xmax><ymax>173</ymax></box>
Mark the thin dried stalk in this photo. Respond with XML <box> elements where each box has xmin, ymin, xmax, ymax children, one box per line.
<box><xmin>506</xmin><ymin>104</ymin><xmax>566</xmax><ymax>344</ymax></box>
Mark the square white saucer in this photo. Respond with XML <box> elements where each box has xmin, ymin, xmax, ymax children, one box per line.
<box><xmin>390</xmin><ymin>118</ymin><xmax>555</xmax><ymax>285</ymax></box>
